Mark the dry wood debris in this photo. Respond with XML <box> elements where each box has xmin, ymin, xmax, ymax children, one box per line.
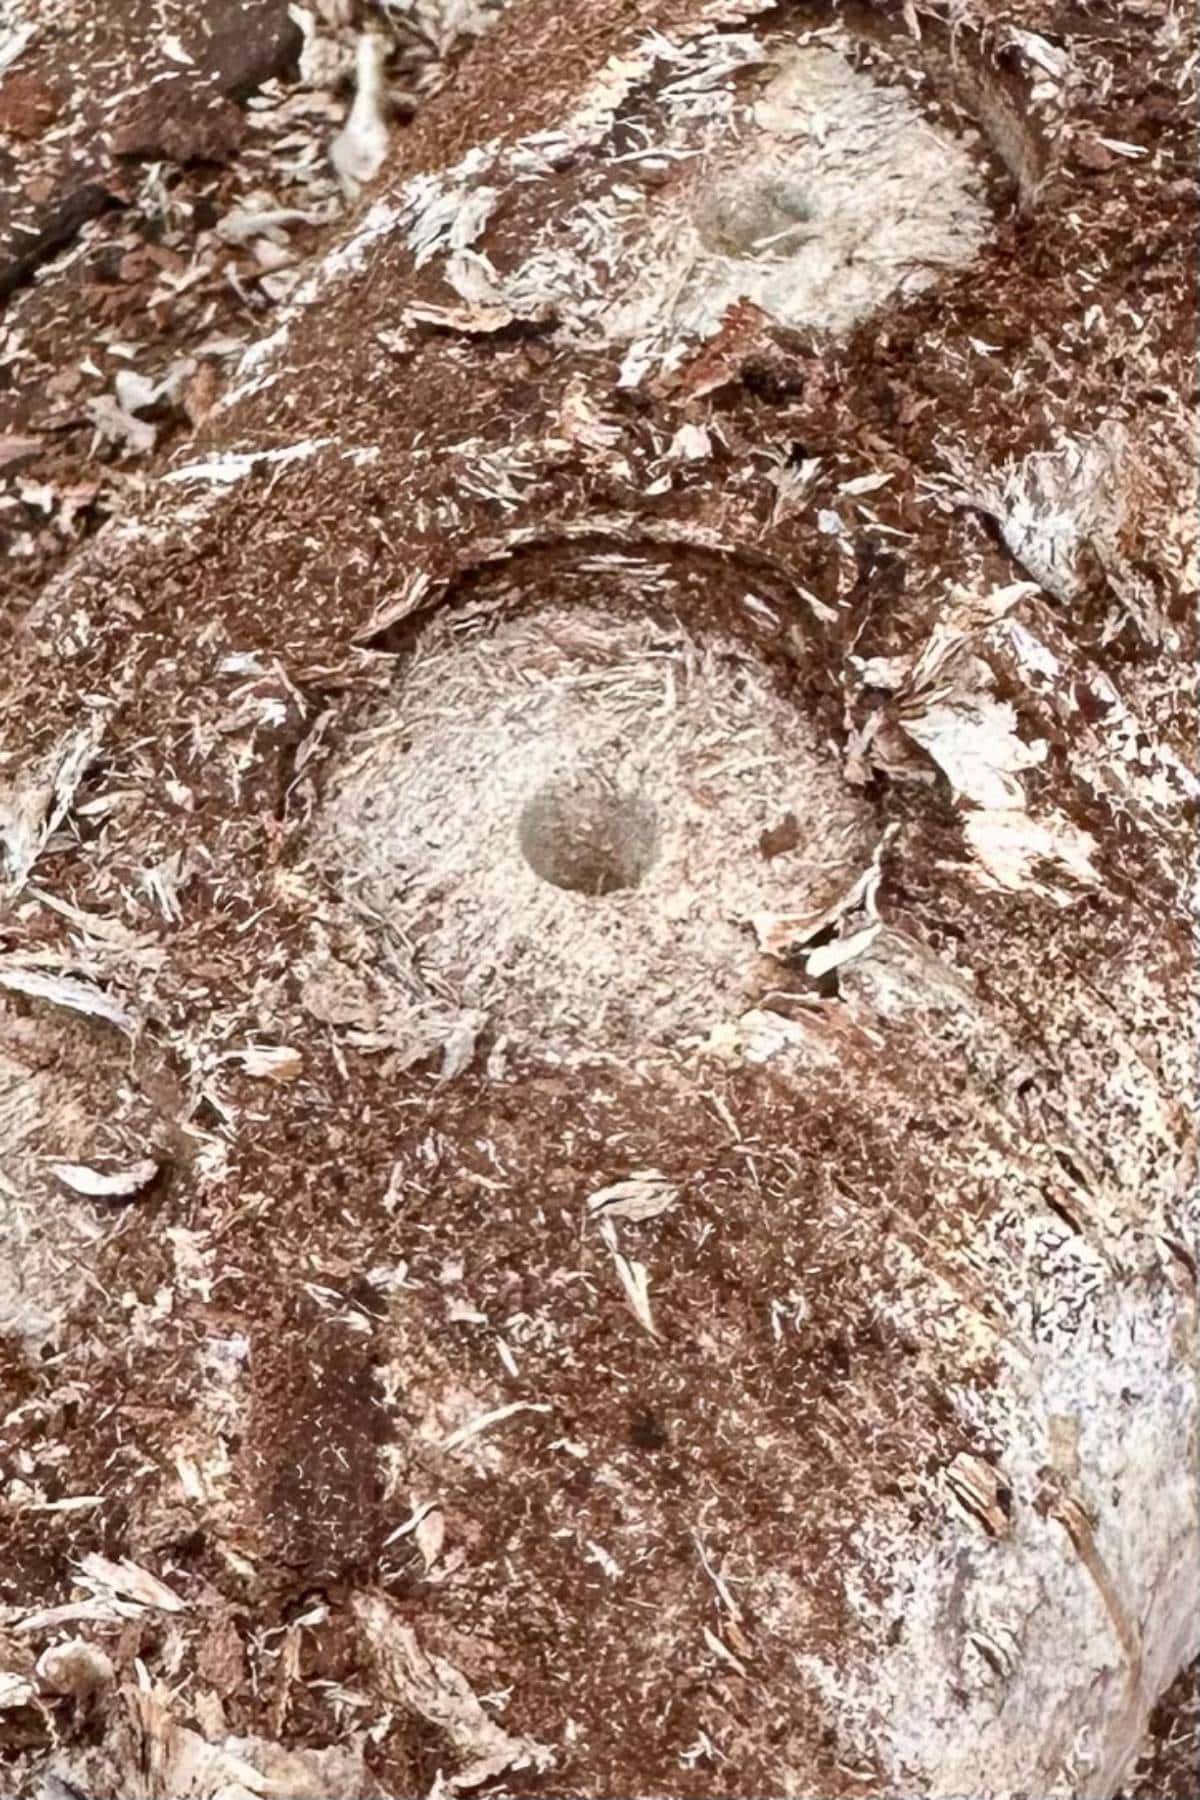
<box><xmin>0</xmin><ymin>0</ymin><xmax>1196</xmax><ymax>1796</ymax></box>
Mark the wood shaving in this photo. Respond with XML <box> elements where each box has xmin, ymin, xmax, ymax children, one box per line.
<box><xmin>440</xmin><ymin>1401</ymin><xmax>551</xmax><ymax>1452</ymax></box>
<box><xmin>50</xmin><ymin>1158</ymin><xmax>159</xmax><ymax>1199</ymax></box>
<box><xmin>352</xmin><ymin>1594</ymin><xmax>555</xmax><ymax>1791</ymax></box>
<box><xmin>586</xmin><ymin>1170</ymin><xmax>678</xmax><ymax>1222</ymax></box>
<box><xmin>77</xmin><ymin>1553</ymin><xmax>187</xmax><ymax>1614</ymax></box>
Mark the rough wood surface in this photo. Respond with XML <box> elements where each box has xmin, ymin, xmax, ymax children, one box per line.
<box><xmin>0</xmin><ymin>2</ymin><xmax>1195</xmax><ymax>1797</ymax></box>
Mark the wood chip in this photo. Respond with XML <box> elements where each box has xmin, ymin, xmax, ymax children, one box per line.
<box><xmin>405</xmin><ymin>300</ymin><xmax>519</xmax><ymax>335</ymax></box>
<box><xmin>0</xmin><ymin>1672</ymin><xmax>35</xmax><ymax>1711</ymax></box>
<box><xmin>944</xmin><ymin>1453</ymin><xmax>1011</xmax><ymax>1539</ymax></box>
<box><xmin>0</xmin><ymin>965</ymin><xmax>132</xmax><ymax>1032</ymax></box>
<box><xmin>352</xmin><ymin>1595</ymin><xmax>554</xmax><ymax>1789</ymax></box>
<box><xmin>804</xmin><ymin>922</ymin><xmax>882</xmax><ymax>978</ymax></box>
<box><xmin>0</xmin><ymin>433</ymin><xmax>43</xmax><ymax>469</ymax></box>
<box><xmin>440</xmin><ymin>1401</ymin><xmax>551</xmax><ymax>1453</ymax></box>
<box><xmin>415</xmin><ymin>1506</ymin><xmax>446</xmax><ymax>1570</ymax></box>
<box><xmin>77</xmin><ymin>1552</ymin><xmax>187</xmax><ymax>1613</ymax></box>
<box><xmin>36</xmin><ymin>1638</ymin><xmax>115</xmax><ymax>1697</ymax></box>
<box><xmin>587</xmin><ymin>1169</ymin><xmax>678</xmax><ymax>1222</ymax></box>
<box><xmin>609</xmin><ymin>1247</ymin><xmax>658</xmax><ymax>1338</ymax></box>
<box><xmin>236</xmin><ymin>1044</ymin><xmax>304</xmax><ymax>1080</ymax></box>
<box><xmin>702</xmin><ymin>1624</ymin><xmax>749</xmax><ymax>1677</ymax></box>
<box><xmin>50</xmin><ymin>1158</ymin><xmax>159</xmax><ymax>1200</ymax></box>
<box><xmin>14</xmin><ymin>1599</ymin><xmax>123</xmax><ymax>1634</ymax></box>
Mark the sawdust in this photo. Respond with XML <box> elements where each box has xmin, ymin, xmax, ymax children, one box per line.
<box><xmin>0</xmin><ymin>1004</ymin><xmax>148</xmax><ymax>1349</ymax></box>
<box><xmin>0</xmin><ymin>0</ymin><xmax>1195</xmax><ymax>1796</ymax></box>
<box><xmin>318</xmin><ymin>596</ymin><xmax>874</xmax><ymax>1061</ymax></box>
<box><xmin>353</xmin><ymin>22</ymin><xmax>1003</xmax><ymax>397</ymax></box>
<box><xmin>604</xmin><ymin>41</ymin><xmax>995</xmax><ymax>347</ymax></box>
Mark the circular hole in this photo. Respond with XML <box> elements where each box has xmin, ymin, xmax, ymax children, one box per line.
<box><xmin>518</xmin><ymin>771</ymin><xmax>661</xmax><ymax>896</ymax></box>
<box><xmin>695</xmin><ymin>169</ymin><xmax>816</xmax><ymax>259</ymax></box>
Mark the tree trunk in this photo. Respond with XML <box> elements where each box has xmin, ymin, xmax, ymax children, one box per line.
<box><xmin>1</xmin><ymin>2</ymin><xmax>1195</xmax><ymax>1797</ymax></box>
